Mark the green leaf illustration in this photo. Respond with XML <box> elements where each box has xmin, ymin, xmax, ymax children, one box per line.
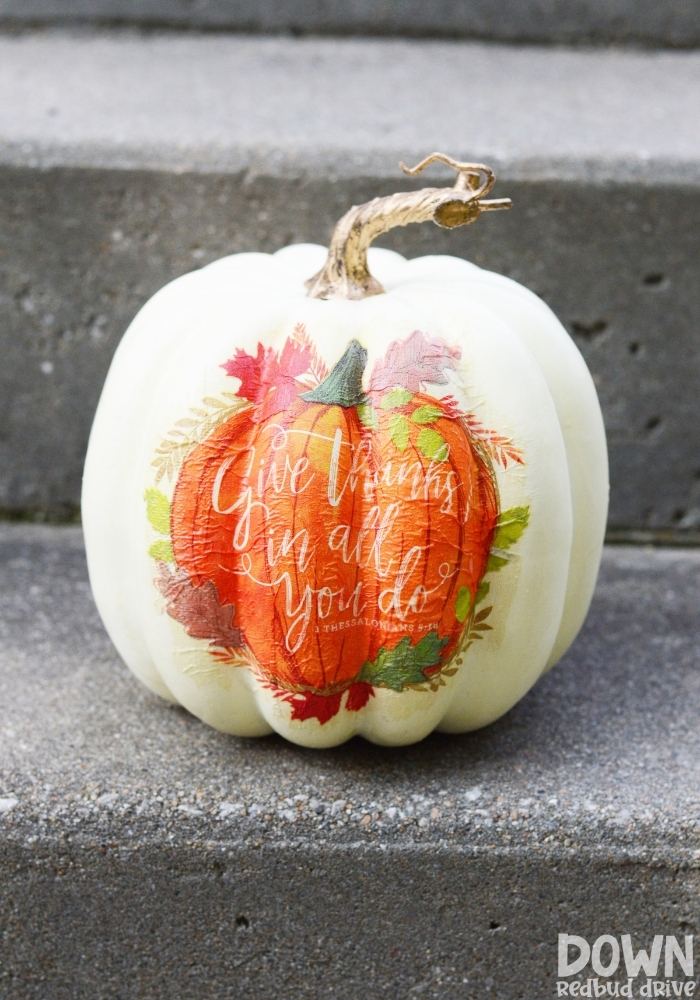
<box><xmin>475</xmin><ymin>580</ymin><xmax>490</xmax><ymax>605</ymax></box>
<box><xmin>145</xmin><ymin>488</ymin><xmax>171</xmax><ymax>535</ymax></box>
<box><xmin>417</xmin><ymin>427</ymin><xmax>449</xmax><ymax>462</ymax></box>
<box><xmin>148</xmin><ymin>539</ymin><xmax>174</xmax><ymax>563</ymax></box>
<box><xmin>357</xmin><ymin>403</ymin><xmax>378</xmax><ymax>430</ymax></box>
<box><xmin>411</xmin><ymin>404</ymin><xmax>443</xmax><ymax>424</ymax></box>
<box><xmin>486</xmin><ymin>553</ymin><xmax>509</xmax><ymax>573</ymax></box>
<box><xmin>358</xmin><ymin>631</ymin><xmax>448</xmax><ymax>692</ymax></box>
<box><xmin>493</xmin><ymin>506</ymin><xmax>530</xmax><ymax>550</ymax></box>
<box><xmin>380</xmin><ymin>388</ymin><xmax>413</xmax><ymax>410</ymax></box>
<box><xmin>389</xmin><ymin>413</ymin><xmax>410</xmax><ymax>451</ymax></box>
<box><xmin>455</xmin><ymin>586</ymin><xmax>472</xmax><ymax>623</ymax></box>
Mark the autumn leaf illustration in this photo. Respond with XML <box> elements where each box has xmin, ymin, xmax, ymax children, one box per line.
<box><xmin>144</xmin><ymin>488</ymin><xmax>175</xmax><ymax>561</ymax></box>
<box><xmin>290</xmin><ymin>322</ymin><xmax>328</xmax><ymax>386</ymax></box>
<box><xmin>369</xmin><ymin>329</ymin><xmax>461</xmax><ymax>393</ymax></box>
<box><xmin>270</xmin><ymin>681</ymin><xmax>375</xmax><ymax>724</ymax></box>
<box><xmin>144</xmin><ymin>487</ymin><xmax>171</xmax><ymax>535</ymax></box>
<box><xmin>455</xmin><ymin>586</ymin><xmax>472</xmax><ymax>623</ymax></box>
<box><xmin>151</xmin><ymin>393</ymin><xmax>248</xmax><ymax>485</ymax></box>
<box><xmin>487</xmin><ymin>506</ymin><xmax>531</xmax><ymax>572</ymax></box>
<box><xmin>222</xmin><ymin>335</ymin><xmax>312</xmax><ymax>422</ymax></box>
<box><xmin>358</xmin><ymin>631</ymin><xmax>448</xmax><ymax>691</ymax></box>
<box><xmin>155</xmin><ymin>562</ymin><xmax>243</xmax><ymax>648</ymax></box>
<box><xmin>463</xmin><ymin>414</ymin><xmax>524</xmax><ymax>469</ymax></box>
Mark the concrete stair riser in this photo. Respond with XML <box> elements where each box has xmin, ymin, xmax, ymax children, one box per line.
<box><xmin>1</xmin><ymin>34</ymin><xmax>699</xmax><ymax>533</ymax></box>
<box><xmin>1</xmin><ymin>0</ymin><xmax>700</xmax><ymax>46</ymax></box>
<box><xmin>0</xmin><ymin>168</ymin><xmax>697</xmax><ymax>532</ymax></box>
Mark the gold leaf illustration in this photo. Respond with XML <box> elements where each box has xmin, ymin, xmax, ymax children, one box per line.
<box><xmin>152</xmin><ymin>396</ymin><xmax>249</xmax><ymax>483</ymax></box>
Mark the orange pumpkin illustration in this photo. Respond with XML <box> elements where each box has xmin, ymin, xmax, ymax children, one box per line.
<box><xmin>168</xmin><ymin>328</ymin><xmax>501</xmax><ymax>722</ymax></box>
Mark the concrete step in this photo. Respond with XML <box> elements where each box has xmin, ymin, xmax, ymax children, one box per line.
<box><xmin>1</xmin><ymin>525</ymin><xmax>699</xmax><ymax>998</ymax></box>
<box><xmin>1</xmin><ymin>0</ymin><xmax>699</xmax><ymax>46</ymax></box>
<box><xmin>1</xmin><ymin>33</ymin><xmax>699</xmax><ymax>535</ymax></box>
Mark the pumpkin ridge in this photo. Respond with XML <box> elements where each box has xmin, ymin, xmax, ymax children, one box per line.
<box><xmin>264</xmin><ymin>407</ymin><xmax>293</xmax><ymax>687</ymax></box>
<box><xmin>423</xmin><ymin>448</ymin><xmax>445</xmax><ymax>624</ymax></box>
<box><xmin>447</xmin><ymin>439</ymin><xmax>469</xmax><ymax>624</ymax></box>
<box><xmin>302</xmin><ymin>404</ymin><xmax>332</xmax><ymax>690</ymax></box>
<box><xmin>404</xmin><ymin>417</ymin><xmax>434</xmax><ymax>605</ymax></box>
<box><xmin>172</xmin><ymin>406</ymin><xmax>255</xmax><ymax>586</ymax></box>
<box><xmin>334</xmin><ymin>406</ymin><xmax>366</xmax><ymax>686</ymax></box>
<box><xmin>266</xmin><ymin>401</ymin><xmax>328</xmax><ymax>691</ymax></box>
<box><xmin>466</xmin><ymin>420</ymin><xmax>500</xmax><ymax>557</ymax></box>
<box><xmin>441</xmin><ymin>418</ymin><xmax>477</xmax><ymax>621</ymax></box>
<box><xmin>304</xmin><ymin>403</ymin><xmax>339</xmax><ymax>692</ymax></box>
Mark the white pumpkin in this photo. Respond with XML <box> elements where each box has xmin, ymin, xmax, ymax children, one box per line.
<box><xmin>82</xmin><ymin>156</ymin><xmax>608</xmax><ymax>748</ymax></box>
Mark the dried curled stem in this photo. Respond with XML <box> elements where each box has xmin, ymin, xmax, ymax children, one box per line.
<box><xmin>306</xmin><ymin>153</ymin><xmax>511</xmax><ymax>301</ymax></box>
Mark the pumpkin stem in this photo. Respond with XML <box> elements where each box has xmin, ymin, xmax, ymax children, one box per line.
<box><xmin>305</xmin><ymin>153</ymin><xmax>511</xmax><ymax>301</ymax></box>
<box><xmin>301</xmin><ymin>339</ymin><xmax>369</xmax><ymax>407</ymax></box>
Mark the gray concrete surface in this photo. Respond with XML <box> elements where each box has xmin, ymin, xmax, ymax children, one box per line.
<box><xmin>1</xmin><ymin>525</ymin><xmax>699</xmax><ymax>998</ymax></box>
<box><xmin>1</xmin><ymin>0</ymin><xmax>700</xmax><ymax>47</ymax></box>
<box><xmin>1</xmin><ymin>35</ymin><xmax>699</xmax><ymax>533</ymax></box>
<box><xmin>2</xmin><ymin>35</ymin><xmax>698</xmax><ymax>182</ymax></box>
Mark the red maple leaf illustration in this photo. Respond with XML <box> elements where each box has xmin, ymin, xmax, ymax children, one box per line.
<box><xmin>221</xmin><ymin>335</ymin><xmax>312</xmax><ymax>422</ymax></box>
<box><xmin>286</xmin><ymin>691</ymin><xmax>344</xmax><ymax>724</ymax></box>
<box><xmin>369</xmin><ymin>329</ymin><xmax>461</xmax><ymax>393</ymax></box>
<box><xmin>156</xmin><ymin>562</ymin><xmax>243</xmax><ymax>648</ymax></box>
<box><xmin>345</xmin><ymin>682</ymin><xmax>374</xmax><ymax>712</ymax></box>
<box><xmin>222</xmin><ymin>342</ymin><xmax>267</xmax><ymax>403</ymax></box>
<box><xmin>260</xmin><ymin>680</ymin><xmax>374</xmax><ymax>724</ymax></box>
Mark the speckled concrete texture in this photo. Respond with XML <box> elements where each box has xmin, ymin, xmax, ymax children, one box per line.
<box><xmin>1</xmin><ymin>526</ymin><xmax>699</xmax><ymax>997</ymax></box>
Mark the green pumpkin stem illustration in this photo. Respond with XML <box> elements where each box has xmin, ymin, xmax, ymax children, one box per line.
<box><xmin>301</xmin><ymin>339</ymin><xmax>369</xmax><ymax>408</ymax></box>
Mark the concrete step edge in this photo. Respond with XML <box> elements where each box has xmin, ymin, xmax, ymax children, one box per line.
<box><xmin>1</xmin><ymin>3</ymin><xmax>700</xmax><ymax>48</ymax></box>
<box><xmin>2</xmin><ymin>141</ymin><xmax>700</xmax><ymax>188</ymax></box>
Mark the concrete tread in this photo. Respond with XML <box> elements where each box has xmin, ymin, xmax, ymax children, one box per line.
<box><xmin>0</xmin><ymin>32</ymin><xmax>699</xmax><ymax>184</ymax></box>
<box><xmin>1</xmin><ymin>526</ymin><xmax>700</xmax><ymax>998</ymax></box>
<box><xmin>1</xmin><ymin>525</ymin><xmax>699</xmax><ymax>855</ymax></box>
